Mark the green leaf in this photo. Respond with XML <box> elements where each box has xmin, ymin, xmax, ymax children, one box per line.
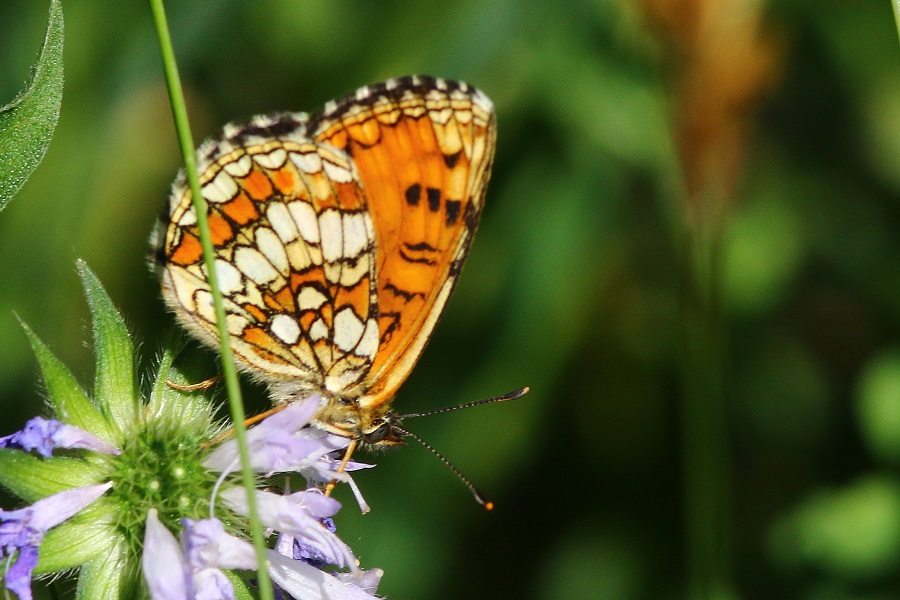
<box><xmin>856</xmin><ymin>348</ymin><xmax>900</xmax><ymax>464</ymax></box>
<box><xmin>37</xmin><ymin>518</ymin><xmax>114</xmax><ymax>574</ymax></box>
<box><xmin>0</xmin><ymin>0</ymin><xmax>64</xmax><ymax>210</ymax></box>
<box><xmin>77</xmin><ymin>259</ymin><xmax>138</xmax><ymax>435</ymax></box>
<box><xmin>0</xmin><ymin>450</ymin><xmax>101</xmax><ymax>503</ymax></box>
<box><xmin>19</xmin><ymin>319</ymin><xmax>114</xmax><ymax>442</ymax></box>
<box><xmin>770</xmin><ymin>475</ymin><xmax>900</xmax><ymax>579</ymax></box>
<box><xmin>76</xmin><ymin>542</ymin><xmax>138</xmax><ymax>600</ymax></box>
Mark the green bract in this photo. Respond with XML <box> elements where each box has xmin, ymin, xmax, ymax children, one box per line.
<box><xmin>0</xmin><ymin>261</ymin><xmax>241</xmax><ymax>599</ymax></box>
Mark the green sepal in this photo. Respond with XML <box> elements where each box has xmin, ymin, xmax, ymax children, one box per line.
<box><xmin>77</xmin><ymin>260</ymin><xmax>139</xmax><ymax>435</ymax></box>
<box><xmin>147</xmin><ymin>343</ymin><xmax>218</xmax><ymax>439</ymax></box>
<box><xmin>18</xmin><ymin>320</ymin><xmax>114</xmax><ymax>442</ymax></box>
<box><xmin>226</xmin><ymin>571</ymin><xmax>255</xmax><ymax>600</ymax></box>
<box><xmin>75</xmin><ymin>542</ymin><xmax>139</xmax><ymax>600</ymax></box>
<box><xmin>0</xmin><ymin>0</ymin><xmax>64</xmax><ymax>210</ymax></box>
<box><xmin>0</xmin><ymin>450</ymin><xmax>102</xmax><ymax>503</ymax></box>
<box><xmin>35</xmin><ymin>518</ymin><xmax>114</xmax><ymax>574</ymax></box>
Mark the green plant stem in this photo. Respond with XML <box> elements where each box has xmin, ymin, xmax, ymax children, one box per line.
<box><xmin>892</xmin><ymin>0</ymin><xmax>900</xmax><ymax>42</ymax></box>
<box><xmin>679</xmin><ymin>206</ymin><xmax>734</xmax><ymax>600</ymax></box>
<box><xmin>147</xmin><ymin>3</ymin><xmax>274</xmax><ymax>598</ymax></box>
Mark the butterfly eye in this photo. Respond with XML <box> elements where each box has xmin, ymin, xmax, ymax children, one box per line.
<box><xmin>362</xmin><ymin>421</ymin><xmax>392</xmax><ymax>444</ymax></box>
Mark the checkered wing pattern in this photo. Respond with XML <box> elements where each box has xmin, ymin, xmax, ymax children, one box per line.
<box><xmin>311</xmin><ymin>76</ymin><xmax>496</xmax><ymax>408</ymax></box>
<box><xmin>152</xmin><ymin>76</ymin><xmax>496</xmax><ymax>435</ymax></box>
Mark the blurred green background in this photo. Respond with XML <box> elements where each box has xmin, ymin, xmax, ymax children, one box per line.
<box><xmin>3</xmin><ymin>1</ymin><xmax>900</xmax><ymax>598</ymax></box>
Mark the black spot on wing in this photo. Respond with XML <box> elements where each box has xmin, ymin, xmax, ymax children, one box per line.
<box><xmin>405</xmin><ymin>183</ymin><xmax>421</xmax><ymax>206</ymax></box>
<box><xmin>383</xmin><ymin>281</ymin><xmax>426</xmax><ymax>302</ymax></box>
<box><xmin>445</xmin><ymin>200</ymin><xmax>461</xmax><ymax>226</ymax></box>
<box><xmin>426</xmin><ymin>187</ymin><xmax>441</xmax><ymax>212</ymax></box>
<box><xmin>443</xmin><ymin>151</ymin><xmax>461</xmax><ymax>169</ymax></box>
<box><xmin>399</xmin><ymin>246</ymin><xmax>437</xmax><ymax>265</ymax></box>
<box><xmin>404</xmin><ymin>241</ymin><xmax>438</xmax><ymax>252</ymax></box>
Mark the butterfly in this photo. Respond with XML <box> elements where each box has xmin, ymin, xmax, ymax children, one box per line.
<box><xmin>151</xmin><ymin>75</ymin><xmax>497</xmax><ymax>448</ymax></box>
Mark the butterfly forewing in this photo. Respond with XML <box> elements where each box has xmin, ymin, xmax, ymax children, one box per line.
<box><xmin>310</xmin><ymin>76</ymin><xmax>497</xmax><ymax>407</ymax></box>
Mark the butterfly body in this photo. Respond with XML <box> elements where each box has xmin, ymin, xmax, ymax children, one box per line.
<box><xmin>151</xmin><ymin>76</ymin><xmax>496</xmax><ymax>447</ymax></box>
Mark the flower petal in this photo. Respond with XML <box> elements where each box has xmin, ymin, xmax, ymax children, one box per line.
<box><xmin>0</xmin><ymin>418</ymin><xmax>119</xmax><ymax>458</ymax></box>
<box><xmin>4</xmin><ymin>544</ymin><xmax>39</xmax><ymax>600</ymax></box>
<box><xmin>221</xmin><ymin>488</ymin><xmax>356</xmax><ymax>570</ymax></box>
<box><xmin>204</xmin><ymin>398</ymin><xmax>334</xmax><ymax>474</ymax></box>
<box><xmin>266</xmin><ymin>551</ymin><xmax>379</xmax><ymax>600</ymax></box>
<box><xmin>15</xmin><ymin>482</ymin><xmax>112</xmax><ymax>532</ymax></box>
<box><xmin>142</xmin><ymin>509</ymin><xmax>190</xmax><ymax>600</ymax></box>
<box><xmin>335</xmin><ymin>568</ymin><xmax>384</xmax><ymax>595</ymax></box>
<box><xmin>182</xmin><ymin>518</ymin><xmax>256</xmax><ymax>571</ymax></box>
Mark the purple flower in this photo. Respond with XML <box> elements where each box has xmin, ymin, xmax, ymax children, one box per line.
<box><xmin>204</xmin><ymin>398</ymin><xmax>374</xmax><ymax>513</ymax></box>
<box><xmin>144</xmin><ymin>510</ymin><xmax>380</xmax><ymax>600</ymax></box>
<box><xmin>0</xmin><ymin>417</ymin><xmax>119</xmax><ymax>458</ymax></box>
<box><xmin>1</xmin><ymin>483</ymin><xmax>113</xmax><ymax>600</ymax></box>
<box><xmin>276</xmin><ymin>516</ymin><xmax>337</xmax><ymax>569</ymax></box>
<box><xmin>221</xmin><ymin>488</ymin><xmax>357</xmax><ymax>571</ymax></box>
<box><xmin>267</xmin><ymin>551</ymin><xmax>381</xmax><ymax>600</ymax></box>
<box><xmin>183</xmin><ymin>517</ymin><xmax>257</xmax><ymax>600</ymax></box>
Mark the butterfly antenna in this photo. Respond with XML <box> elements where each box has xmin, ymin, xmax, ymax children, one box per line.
<box><xmin>398</xmin><ymin>386</ymin><xmax>529</xmax><ymax>420</ymax></box>
<box><xmin>393</xmin><ymin>425</ymin><xmax>495</xmax><ymax>510</ymax></box>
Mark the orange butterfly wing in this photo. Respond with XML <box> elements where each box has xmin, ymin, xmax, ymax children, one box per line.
<box><xmin>310</xmin><ymin>76</ymin><xmax>497</xmax><ymax>408</ymax></box>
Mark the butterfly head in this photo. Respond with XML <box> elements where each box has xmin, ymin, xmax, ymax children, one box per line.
<box><xmin>304</xmin><ymin>392</ymin><xmax>406</xmax><ymax>448</ymax></box>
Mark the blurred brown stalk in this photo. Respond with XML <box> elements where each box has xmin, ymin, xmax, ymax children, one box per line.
<box><xmin>638</xmin><ymin>1</ymin><xmax>782</xmax><ymax>599</ymax></box>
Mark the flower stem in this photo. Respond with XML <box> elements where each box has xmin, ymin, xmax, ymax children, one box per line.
<box><xmin>146</xmin><ymin>3</ymin><xmax>274</xmax><ymax>598</ymax></box>
<box><xmin>678</xmin><ymin>203</ymin><xmax>734</xmax><ymax>600</ymax></box>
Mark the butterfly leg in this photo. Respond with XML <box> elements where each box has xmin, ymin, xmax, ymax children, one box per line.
<box><xmin>166</xmin><ymin>374</ymin><xmax>223</xmax><ymax>391</ymax></box>
<box><xmin>324</xmin><ymin>437</ymin><xmax>358</xmax><ymax>497</ymax></box>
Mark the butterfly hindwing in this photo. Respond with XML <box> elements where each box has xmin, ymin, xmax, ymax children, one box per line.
<box><xmin>156</xmin><ymin>113</ymin><xmax>380</xmax><ymax>395</ymax></box>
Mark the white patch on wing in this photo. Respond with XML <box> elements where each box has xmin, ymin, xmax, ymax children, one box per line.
<box><xmin>428</xmin><ymin>107</ymin><xmax>453</xmax><ymax>125</ymax></box>
<box><xmin>177</xmin><ymin>209</ymin><xmax>197</xmax><ymax>227</ymax></box>
<box><xmin>270</xmin><ymin>314</ymin><xmax>301</xmax><ymax>345</ymax></box>
<box><xmin>342</xmin><ymin>212</ymin><xmax>369</xmax><ymax>258</ymax></box>
<box><xmin>254</xmin><ymin>148</ymin><xmax>287</xmax><ymax>170</ymax></box>
<box><xmin>214</xmin><ymin>259</ymin><xmax>243</xmax><ymax>294</ymax></box>
<box><xmin>291</xmin><ymin>151</ymin><xmax>322</xmax><ymax>174</ymax></box>
<box><xmin>226</xmin><ymin>313</ymin><xmax>249</xmax><ymax>336</ymax></box>
<box><xmin>289</xmin><ymin>201</ymin><xmax>320</xmax><ymax>244</ymax></box>
<box><xmin>319</xmin><ymin>209</ymin><xmax>343</xmax><ymax>262</ymax></box>
<box><xmin>255</xmin><ymin>227</ymin><xmax>289</xmax><ymax>276</ymax></box>
<box><xmin>223</xmin><ymin>154</ymin><xmax>253</xmax><ymax>177</ymax></box>
<box><xmin>285</xmin><ymin>240</ymin><xmax>313</xmax><ymax>271</ymax></box>
<box><xmin>322</xmin><ymin>160</ymin><xmax>354</xmax><ymax>184</ymax></box>
<box><xmin>356</xmin><ymin>318</ymin><xmax>380</xmax><ymax>358</ymax></box>
<box><xmin>309</xmin><ymin>318</ymin><xmax>328</xmax><ymax>341</ymax></box>
<box><xmin>267</xmin><ymin>203</ymin><xmax>299</xmax><ymax>244</ymax></box>
<box><xmin>339</xmin><ymin>254</ymin><xmax>368</xmax><ymax>286</ymax></box>
<box><xmin>194</xmin><ymin>289</ymin><xmax>216</xmax><ymax>323</ymax></box>
<box><xmin>333</xmin><ymin>307</ymin><xmax>364</xmax><ymax>352</ymax></box>
<box><xmin>203</xmin><ymin>170</ymin><xmax>238</xmax><ymax>203</ymax></box>
<box><xmin>297</xmin><ymin>286</ymin><xmax>328</xmax><ymax>311</ymax></box>
<box><xmin>234</xmin><ymin>246</ymin><xmax>279</xmax><ymax>285</ymax></box>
